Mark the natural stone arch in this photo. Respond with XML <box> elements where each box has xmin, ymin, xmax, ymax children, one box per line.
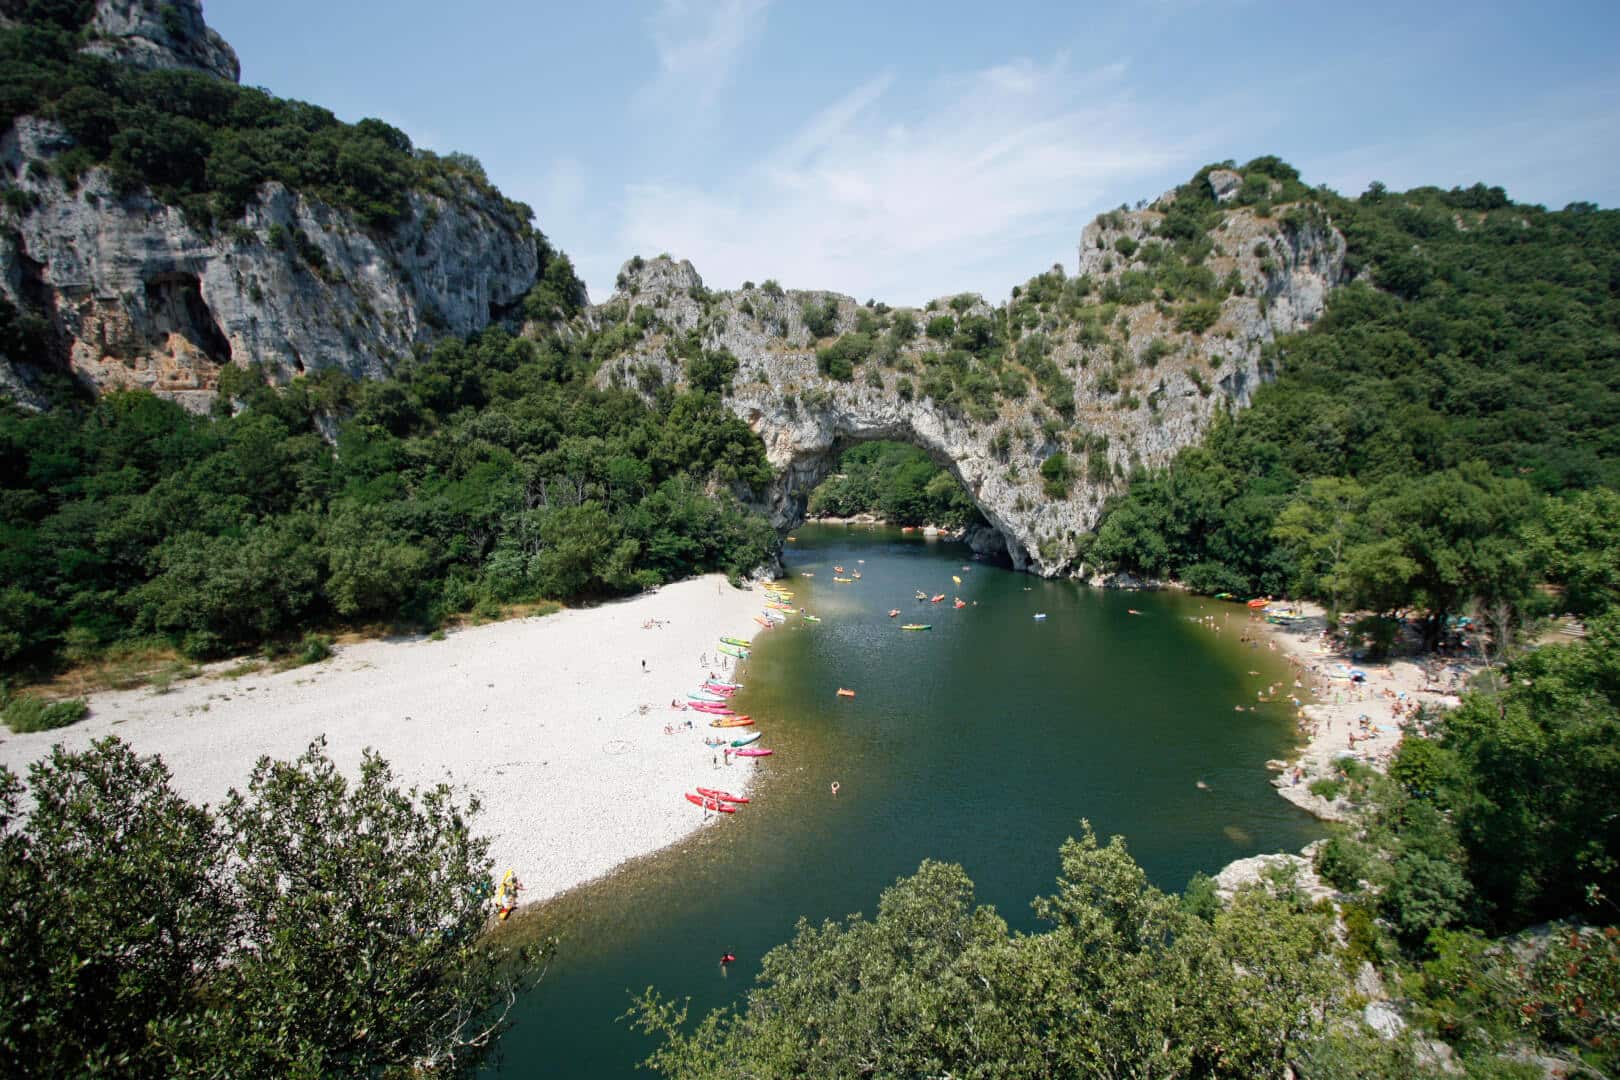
<box><xmin>591</xmin><ymin>197</ymin><xmax>1348</xmax><ymax>579</ymax></box>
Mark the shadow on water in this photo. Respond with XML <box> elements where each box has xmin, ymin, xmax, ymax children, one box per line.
<box><xmin>490</xmin><ymin>524</ymin><xmax>1322</xmax><ymax>1076</ymax></box>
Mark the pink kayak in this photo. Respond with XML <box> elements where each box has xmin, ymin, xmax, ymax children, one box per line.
<box><xmin>734</xmin><ymin>748</ymin><xmax>773</xmax><ymax>757</ymax></box>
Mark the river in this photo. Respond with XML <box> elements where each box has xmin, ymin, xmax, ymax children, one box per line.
<box><xmin>490</xmin><ymin>524</ymin><xmax>1321</xmax><ymax>1076</ymax></box>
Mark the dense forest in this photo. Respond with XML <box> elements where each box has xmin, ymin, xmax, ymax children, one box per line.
<box><xmin>806</xmin><ymin>441</ymin><xmax>984</xmax><ymax>528</ymax></box>
<box><xmin>0</xmin><ymin>329</ymin><xmax>776</xmax><ymax>683</ymax></box>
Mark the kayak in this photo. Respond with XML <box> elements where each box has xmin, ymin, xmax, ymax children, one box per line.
<box><xmin>719</xmin><ymin>645</ymin><xmax>750</xmax><ymax>659</ymax></box>
<box><xmin>701</xmin><ymin>682</ymin><xmax>736</xmax><ymax>695</ymax></box>
<box><xmin>803</xmin><ymin>614</ymin><xmax>821</xmax><ymax>623</ymax></box>
<box><xmin>901</xmin><ymin>624</ymin><xmax>931</xmax><ymax>631</ymax></box>
<box><xmin>1033</xmin><ymin>613</ymin><xmax>1048</xmax><ymax>620</ymax></box>
<box><xmin>685</xmin><ymin>792</ymin><xmax>736</xmax><ymax>813</ymax></box>
<box><xmin>952</xmin><ymin>575</ymin><xmax>961</xmax><ymax>585</ymax></box>
<box><xmin>697</xmin><ymin>787</ymin><xmax>749</xmax><ymax>805</ymax></box>
<box><xmin>765</xmin><ymin>602</ymin><xmax>795</xmax><ymax>611</ymax></box>
<box><xmin>836</xmin><ymin>688</ymin><xmax>855</xmax><ymax>698</ymax></box>
<box><xmin>710</xmin><ymin>717</ymin><xmax>754</xmax><ymax>727</ymax></box>
<box><xmin>888</xmin><ymin>609</ymin><xmax>900</xmax><ymax>617</ymax></box>
<box><xmin>1247</xmin><ymin>598</ymin><xmax>1270</xmax><ymax>609</ymax></box>
<box><xmin>705</xmin><ymin>679</ymin><xmax>742</xmax><ymax>690</ymax></box>
<box><xmin>734</xmin><ymin>747</ymin><xmax>773</xmax><ymax>757</ymax></box>
<box><xmin>953</xmin><ymin>600</ymin><xmax>966</xmax><ymax>609</ymax></box>
<box><xmin>753</xmin><ymin>615</ymin><xmax>772</xmax><ymax>628</ymax></box>
<box><xmin>833</xmin><ymin>577</ymin><xmax>854</xmax><ymax>583</ymax></box>
<box><xmin>689</xmin><ymin>689</ymin><xmax>727</xmax><ymax>702</ymax></box>
<box><xmin>930</xmin><ymin>594</ymin><xmax>946</xmax><ymax>603</ymax></box>
<box><xmin>720</xmin><ymin>636</ymin><xmax>752</xmax><ymax>648</ymax></box>
<box><xmin>729</xmin><ymin>730</ymin><xmax>762</xmax><ymax>747</ymax></box>
<box><xmin>915</xmin><ymin>591</ymin><xmax>927</xmax><ymax>600</ymax></box>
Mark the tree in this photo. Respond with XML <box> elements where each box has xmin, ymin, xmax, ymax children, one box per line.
<box><xmin>631</xmin><ymin>825</ymin><xmax>1349</xmax><ymax>1078</ymax></box>
<box><xmin>0</xmin><ymin>738</ymin><xmax>539</xmax><ymax>1077</ymax></box>
<box><xmin>0</xmin><ymin>739</ymin><xmax>231</xmax><ymax>1078</ymax></box>
<box><xmin>1274</xmin><ymin>476</ymin><xmax>1368</xmax><ymax>616</ymax></box>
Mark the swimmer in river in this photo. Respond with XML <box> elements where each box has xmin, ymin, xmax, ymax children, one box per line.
<box><xmin>831</xmin><ymin>781</ymin><xmax>840</xmax><ymax>797</ymax></box>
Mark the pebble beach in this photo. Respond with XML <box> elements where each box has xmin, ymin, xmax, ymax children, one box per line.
<box><xmin>0</xmin><ymin>574</ymin><xmax>769</xmax><ymax>906</ymax></box>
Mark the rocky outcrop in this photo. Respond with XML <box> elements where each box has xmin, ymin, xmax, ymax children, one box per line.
<box><xmin>592</xmin><ymin>194</ymin><xmax>1348</xmax><ymax>576</ymax></box>
<box><xmin>0</xmin><ymin>117</ymin><xmax>537</xmax><ymax>411</ymax></box>
<box><xmin>79</xmin><ymin>0</ymin><xmax>240</xmax><ymax>81</ymax></box>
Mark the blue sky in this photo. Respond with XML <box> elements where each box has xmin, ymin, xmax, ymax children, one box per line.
<box><xmin>206</xmin><ymin>1</ymin><xmax>1620</xmax><ymax>306</ymax></box>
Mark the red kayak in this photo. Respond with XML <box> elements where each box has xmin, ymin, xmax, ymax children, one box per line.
<box><xmin>685</xmin><ymin>792</ymin><xmax>736</xmax><ymax>813</ymax></box>
<box><xmin>697</xmin><ymin>787</ymin><xmax>749</xmax><ymax>805</ymax></box>
<box><xmin>734</xmin><ymin>748</ymin><xmax>773</xmax><ymax>757</ymax></box>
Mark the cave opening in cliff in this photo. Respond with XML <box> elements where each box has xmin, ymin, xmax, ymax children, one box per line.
<box><xmin>143</xmin><ymin>272</ymin><xmax>232</xmax><ymax>367</ymax></box>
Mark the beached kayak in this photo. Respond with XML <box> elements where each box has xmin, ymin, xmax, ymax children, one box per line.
<box><xmin>685</xmin><ymin>792</ymin><xmax>736</xmax><ymax>813</ymax></box>
<box><xmin>729</xmin><ymin>730</ymin><xmax>762</xmax><ymax>747</ymax></box>
<box><xmin>688</xmin><ymin>690</ymin><xmax>726</xmax><ymax>702</ymax></box>
<box><xmin>710</xmin><ymin>717</ymin><xmax>754</xmax><ymax>727</ymax></box>
<box><xmin>734</xmin><ymin>747</ymin><xmax>773</xmax><ymax>757</ymax></box>
<box><xmin>706</xmin><ymin>679</ymin><xmax>742</xmax><ymax>689</ymax></box>
<box><xmin>752</xmin><ymin>615</ymin><xmax>772</xmax><ymax>628</ymax></box>
<box><xmin>719</xmin><ymin>636</ymin><xmax>752</xmax><ymax>648</ymax></box>
<box><xmin>697</xmin><ymin>787</ymin><xmax>749</xmax><ymax>805</ymax></box>
<box><xmin>719</xmin><ymin>645</ymin><xmax>750</xmax><ymax>658</ymax></box>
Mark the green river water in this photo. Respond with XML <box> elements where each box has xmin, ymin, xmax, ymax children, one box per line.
<box><xmin>491</xmin><ymin>524</ymin><xmax>1322</xmax><ymax>1076</ymax></box>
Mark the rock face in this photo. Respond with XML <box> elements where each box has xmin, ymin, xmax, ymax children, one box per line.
<box><xmin>592</xmin><ymin>194</ymin><xmax>1347</xmax><ymax>576</ymax></box>
<box><xmin>79</xmin><ymin>0</ymin><xmax>241</xmax><ymax>82</ymax></box>
<box><xmin>0</xmin><ymin>120</ymin><xmax>538</xmax><ymax>411</ymax></box>
<box><xmin>0</xmin><ymin>1</ymin><xmax>541</xmax><ymax>410</ymax></box>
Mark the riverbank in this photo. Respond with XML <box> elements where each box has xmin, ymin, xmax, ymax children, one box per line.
<box><xmin>1238</xmin><ymin>602</ymin><xmax>1476</xmax><ymax>820</ymax></box>
<box><xmin>0</xmin><ymin>574</ymin><xmax>767</xmax><ymax>906</ymax></box>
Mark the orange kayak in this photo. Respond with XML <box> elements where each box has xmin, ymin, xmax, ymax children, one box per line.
<box><xmin>837</xmin><ymin>688</ymin><xmax>855</xmax><ymax>698</ymax></box>
<box><xmin>710</xmin><ymin>717</ymin><xmax>754</xmax><ymax>727</ymax></box>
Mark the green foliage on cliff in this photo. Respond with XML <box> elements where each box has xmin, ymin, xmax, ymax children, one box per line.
<box><xmin>0</xmin><ymin>14</ymin><xmax>546</xmax><ymax>238</ymax></box>
<box><xmin>0</xmin><ymin>736</ymin><xmax>537</xmax><ymax>1077</ymax></box>
<box><xmin>807</xmin><ymin>441</ymin><xmax>984</xmax><ymax>529</ymax></box>
<box><xmin>1089</xmin><ymin>172</ymin><xmax>1620</xmax><ymax>619</ymax></box>
<box><xmin>0</xmin><ymin>327</ymin><xmax>775</xmax><ymax>672</ymax></box>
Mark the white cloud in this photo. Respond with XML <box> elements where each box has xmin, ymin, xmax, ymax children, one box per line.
<box><xmin>609</xmin><ymin>55</ymin><xmax>1220</xmax><ymax>305</ymax></box>
<box><xmin>639</xmin><ymin>0</ymin><xmax>772</xmax><ymax>112</ymax></box>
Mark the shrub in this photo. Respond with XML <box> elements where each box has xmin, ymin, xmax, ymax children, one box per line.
<box><xmin>296</xmin><ymin>633</ymin><xmax>333</xmax><ymax>666</ymax></box>
<box><xmin>1308</xmin><ymin>777</ymin><xmax>1343</xmax><ymax>801</ymax></box>
<box><xmin>802</xmin><ymin>299</ymin><xmax>839</xmax><ymax>339</ymax></box>
<box><xmin>1113</xmin><ymin>235</ymin><xmax>1139</xmax><ymax>258</ymax></box>
<box><xmin>1039</xmin><ymin>452</ymin><xmax>1074</xmax><ymax>499</ymax></box>
<box><xmin>1175</xmin><ymin>301</ymin><xmax>1222</xmax><ymax>335</ymax></box>
<box><xmin>3</xmin><ymin>693</ymin><xmax>90</xmax><ymax>734</ymax></box>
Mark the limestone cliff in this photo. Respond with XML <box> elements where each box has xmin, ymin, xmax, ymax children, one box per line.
<box><xmin>0</xmin><ymin>1</ymin><xmax>541</xmax><ymax>410</ymax></box>
<box><xmin>590</xmin><ymin>185</ymin><xmax>1347</xmax><ymax>577</ymax></box>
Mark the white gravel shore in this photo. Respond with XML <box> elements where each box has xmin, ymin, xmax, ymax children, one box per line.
<box><xmin>0</xmin><ymin>574</ymin><xmax>768</xmax><ymax>905</ymax></box>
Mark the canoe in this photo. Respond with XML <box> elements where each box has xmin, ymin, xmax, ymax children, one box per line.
<box><xmin>685</xmin><ymin>792</ymin><xmax>736</xmax><ymax>813</ymax></box>
<box><xmin>719</xmin><ymin>645</ymin><xmax>749</xmax><ymax>659</ymax></box>
<box><xmin>720</xmin><ymin>636</ymin><xmax>752</xmax><ymax>648</ymax></box>
<box><xmin>734</xmin><ymin>747</ymin><xmax>773</xmax><ymax>757</ymax></box>
<box><xmin>901</xmin><ymin>624</ymin><xmax>931</xmax><ymax>631</ymax></box>
<box><xmin>697</xmin><ymin>787</ymin><xmax>749</xmax><ymax>805</ymax></box>
<box><xmin>836</xmin><ymin>688</ymin><xmax>855</xmax><ymax>697</ymax></box>
<box><xmin>1247</xmin><ymin>598</ymin><xmax>1269</xmax><ymax>609</ymax></box>
<box><xmin>706</xmin><ymin>679</ymin><xmax>742</xmax><ymax>689</ymax></box>
<box><xmin>952</xmin><ymin>575</ymin><xmax>961</xmax><ymax>584</ymax></box>
<box><xmin>953</xmin><ymin>600</ymin><xmax>966</xmax><ymax>609</ymax></box>
<box><xmin>761</xmin><ymin>611</ymin><xmax>785</xmax><ymax>623</ymax></box>
<box><xmin>729</xmin><ymin>730</ymin><xmax>762</xmax><ymax>747</ymax></box>
<box><xmin>765</xmin><ymin>602</ymin><xmax>795</xmax><ymax>611</ymax></box>
<box><xmin>786</xmin><ymin>536</ymin><xmax>797</xmax><ymax>542</ymax></box>
<box><xmin>709</xmin><ymin>717</ymin><xmax>754</xmax><ymax>727</ymax></box>
<box><xmin>1033</xmin><ymin>613</ymin><xmax>1048</xmax><ymax>620</ymax></box>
